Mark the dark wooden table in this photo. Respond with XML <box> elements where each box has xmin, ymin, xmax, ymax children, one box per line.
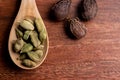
<box><xmin>0</xmin><ymin>0</ymin><xmax>120</xmax><ymax>80</ymax></box>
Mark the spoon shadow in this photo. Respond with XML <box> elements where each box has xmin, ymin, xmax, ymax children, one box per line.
<box><xmin>1</xmin><ymin>0</ymin><xmax>23</xmax><ymax>71</ymax></box>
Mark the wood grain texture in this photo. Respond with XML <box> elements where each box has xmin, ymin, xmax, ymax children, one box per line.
<box><xmin>0</xmin><ymin>0</ymin><xmax>120</xmax><ymax>80</ymax></box>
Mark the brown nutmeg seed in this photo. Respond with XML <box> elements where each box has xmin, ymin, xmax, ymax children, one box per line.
<box><xmin>78</xmin><ymin>0</ymin><xmax>98</xmax><ymax>21</ymax></box>
<box><xmin>69</xmin><ymin>18</ymin><xmax>87</xmax><ymax>39</ymax></box>
<box><xmin>51</xmin><ymin>0</ymin><xmax>71</xmax><ymax>21</ymax></box>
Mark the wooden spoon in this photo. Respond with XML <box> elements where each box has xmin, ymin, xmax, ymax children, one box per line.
<box><xmin>8</xmin><ymin>0</ymin><xmax>49</xmax><ymax>70</ymax></box>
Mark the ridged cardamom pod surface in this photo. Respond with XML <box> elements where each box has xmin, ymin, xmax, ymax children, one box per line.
<box><xmin>69</xmin><ymin>18</ymin><xmax>87</xmax><ymax>39</ymax></box>
<box><xmin>78</xmin><ymin>0</ymin><xmax>98</xmax><ymax>21</ymax></box>
<box><xmin>51</xmin><ymin>0</ymin><xmax>71</xmax><ymax>21</ymax></box>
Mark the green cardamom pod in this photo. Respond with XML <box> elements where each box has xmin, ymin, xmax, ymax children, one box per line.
<box><xmin>33</xmin><ymin>45</ymin><xmax>44</xmax><ymax>50</ymax></box>
<box><xmin>20</xmin><ymin>20</ymin><xmax>34</xmax><ymax>30</ymax></box>
<box><xmin>39</xmin><ymin>30</ymin><xmax>47</xmax><ymax>43</ymax></box>
<box><xmin>25</xmin><ymin>18</ymin><xmax>34</xmax><ymax>24</ymax></box>
<box><xmin>23</xmin><ymin>30</ymin><xmax>32</xmax><ymax>40</ymax></box>
<box><xmin>22</xmin><ymin>59</ymin><xmax>36</xmax><ymax>67</ymax></box>
<box><xmin>27</xmin><ymin>51</ymin><xmax>41</xmax><ymax>62</ymax></box>
<box><xmin>35</xmin><ymin>18</ymin><xmax>44</xmax><ymax>33</ymax></box>
<box><xmin>14</xmin><ymin>38</ymin><xmax>24</xmax><ymax>53</ymax></box>
<box><xmin>15</xmin><ymin>28</ymin><xmax>23</xmax><ymax>38</ymax></box>
<box><xmin>30</xmin><ymin>31</ymin><xmax>41</xmax><ymax>48</ymax></box>
<box><xmin>35</xmin><ymin>50</ymin><xmax>43</xmax><ymax>58</ymax></box>
<box><xmin>27</xmin><ymin>50</ymin><xmax>43</xmax><ymax>62</ymax></box>
<box><xmin>20</xmin><ymin>43</ymin><xmax>33</xmax><ymax>53</ymax></box>
<box><xmin>19</xmin><ymin>53</ymin><xmax>27</xmax><ymax>60</ymax></box>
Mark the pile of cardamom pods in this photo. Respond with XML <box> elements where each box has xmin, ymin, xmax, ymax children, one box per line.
<box><xmin>13</xmin><ymin>18</ymin><xmax>47</xmax><ymax>67</ymax></box>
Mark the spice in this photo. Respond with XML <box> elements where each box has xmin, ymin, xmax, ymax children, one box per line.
<box><xmin>14</xmin><ymin>38</ymin><xmax>24</xmax><ymax>52</ymax></box>
<box><xmin>13</xmin><ymin>18</ymin><xmax>46</xmax><ymax>68</ymax></box>
<box><xmin>20</xmin><ymin>20</ymin><xmax>34</xmax><ymax>30</ymax></box>
<box><xmin>68</xmin><ymin>18</ymin><xmax>87</xmax><ymax>39</ymax></box>
<box><xmin>22</xmin><ymin>59</ymin><xmax>36</xmax><ymax>67</ymax></box>
<box><xmin>51</xmin><ymin>0</ymin><xmax>71</xmax><ymax>21</ymax></box>
<box><xmin>78</xmin><ymin>0</ymin><xmax>98</xmax><ymax>21</ymax></box>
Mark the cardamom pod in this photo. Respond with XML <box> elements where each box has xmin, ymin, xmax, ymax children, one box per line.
<box><xmin>14</xmin><ymin>38</ymin><xmax>24</xmax><ymax>52</ymax></box>
<box><xmin>30</xmin><ymin>31</ymin><xmax>41</xmax><ymax>47</ymax></box>
<box><xmin>15</xmin><ymin>28</ymin><xmax>23</xmax><ymax>38</ymax></box>
<box><xmin>20</xmin><ymin>20</ymin><xmax>34</xmax><ymax>30</ymax></box>
<box><xmin>78</xmin><ymin>0</ymin><xmax>98</xmax><ymax>21</ymax></box>
<box><xmin>51</xmin><ymin>0</ymin><xmax>71</xmax><ymax>21</ymax></box>
<box><xmin>20</xmin><ymin>43</ymin><xmax>33</xmax><ymax>53</ymax></box>
<box><xmin>69</xmin><ymin>18</ymin><xmax>87</xmax><ymax>39</ymax></box>
<box><xmin>22</xmin><ymin>59</ymin><xmax>36</xmax><ymax>67</ymax></box>
<box><xmin>25</xmin><ymin>18</ymin><xmax>34</xmax><ymax>24</ymax></box>
<box><xmin>39</xmin><ymin>30</ymin><xmax>47</xmax><ymax>43</ymax></box>
<box><xmin>35</xmin><ymin>18</ymin><xmax>44</xmax><ymax>32</ymax></box>
<box><xmin>35</xmin><ymin>50</ymin><xmax>43</xmax><ymax>58</ymax></box>
<box><xmin>19</xmin><ymin>53</ymin><xmax>27</xmax><ymax>60</ymax></box>
<box><xmin>23</xmin><ymin>30</ymin><xmax>32</xmax><ymax>40</ymax></box>
<box><xmin>33</xmin><ymin>45</ymin><xmax>44</xmax><ymax>50</ymax></box>
<box><xmin>27</xmin><ymin>51</ymin><xmax>41</xmax><ymax>62</ymax></box>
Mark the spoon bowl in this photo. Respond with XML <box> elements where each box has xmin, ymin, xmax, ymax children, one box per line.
<box><xmin>8</xmin><ymin>0</ymin><xmax>49</xmax><ymax>70</ymax></box>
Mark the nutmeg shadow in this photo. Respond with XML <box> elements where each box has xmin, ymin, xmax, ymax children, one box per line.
<box><xmin>64</xmin><ymin>20</ymin><xmax>78</xmax><ymax>40</ymax></box>
<box><xmin>77</xmin><ymin>0</ymin><xmax>87</xmax><ymax>21</ymax></box>
<box><xmin>48</xmin><ymin>6</ymin><xmax>57</xmax><ymax>22</ymax></box>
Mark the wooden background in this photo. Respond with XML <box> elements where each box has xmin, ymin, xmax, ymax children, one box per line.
<box><xmin>0</xmin><ymin>0</ymin><xmax>120</xmax><ymax>80</ymax></box>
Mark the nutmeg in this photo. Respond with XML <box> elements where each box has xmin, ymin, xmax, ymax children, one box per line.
<box><xmin>68</xmin><ymin>18</ymin><xmax>87</xmax><ymax>39</ymax></box>
<box><xmin>51</xmin><ymin>0</ymin><xmax>71</xmax><ymax>21</ymax></box>
<box><xmin>78</xmin><ymin>0</ymin><xmax>98</xmax><ymax>21</ymax></box>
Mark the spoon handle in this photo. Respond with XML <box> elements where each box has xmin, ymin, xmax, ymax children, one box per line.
<box><xmin>17</xmin><ymin>0</ymin><xmax>40</xmax><ymax>19</ymax></box>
